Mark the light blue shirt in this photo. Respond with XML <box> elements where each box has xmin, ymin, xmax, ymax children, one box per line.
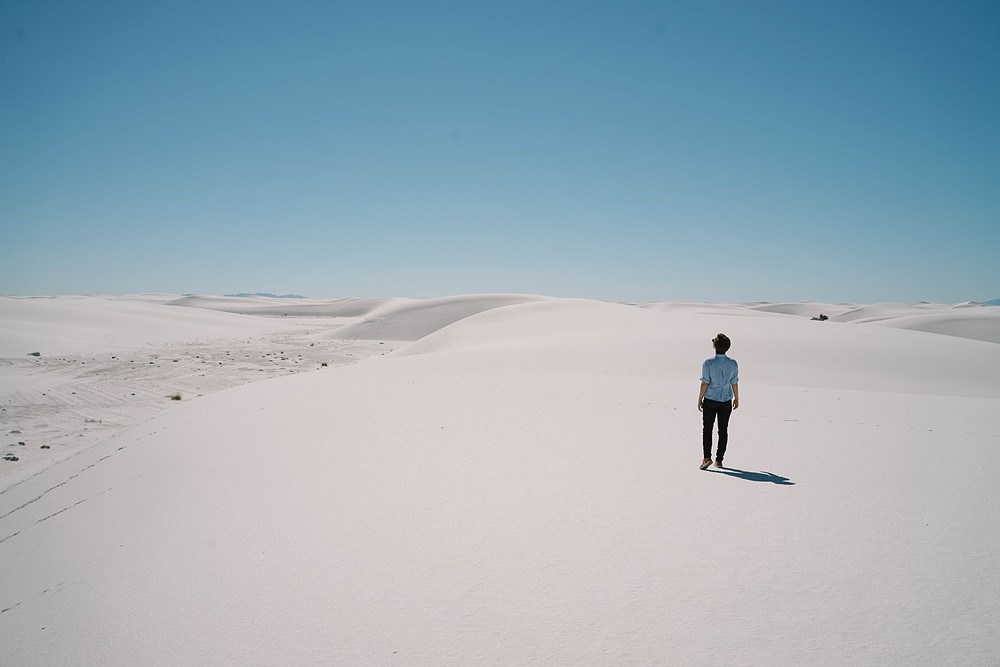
<box><xmin>701</xmin><ymin>354</ymin><xmax>739</xmax><ymax>401</ymax></box>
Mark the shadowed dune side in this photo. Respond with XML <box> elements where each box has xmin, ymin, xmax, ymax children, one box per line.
<box><xmin>814</xmin><ymin>301</ymin><xmax>1000</xmax><ymax>344</ymax></box>
<box><xmin>166</xmin><ymin>295</ymin><xmax>406</xmax><ymax>318</ymax></box>
<box><xmin>324</xmin><ymin>293</ymin><xmax>554</xmax><ymax>342</ymax></box>
<box><xmin>652</xmin><ymin>300</ymin><xmax>1000</xmax><ymax>345</ymax></box>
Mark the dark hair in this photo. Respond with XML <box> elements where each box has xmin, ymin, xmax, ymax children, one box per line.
<box><xmin>713</xmin><ymin>333</ymin><xmax>731</xmax><ymax>354</ymax></box>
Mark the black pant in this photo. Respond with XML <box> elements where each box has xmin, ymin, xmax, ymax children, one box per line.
<box><xmin>702</xmin><ymin>398</ymin><xmax>733</xmax><ymax>462</ymax></box>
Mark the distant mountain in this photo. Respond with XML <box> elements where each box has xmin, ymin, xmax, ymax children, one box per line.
<box><xmin>224</xmin><ymin>293</ymin><xmax>307</xmax><ymax>299</ymax></box>
<box><xmin>986</xmin><ymin>298</ymin><xmax>1000</xmax><ymax>306</ymax></box>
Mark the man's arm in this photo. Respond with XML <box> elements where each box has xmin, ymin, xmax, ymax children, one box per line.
<box><xmin>731</xmin><ymin>383</ymin><xmax>739</xmax><ymax>410</ymax></box>
<box><xmin>698</xmin><ymin>381</ymin><xmax>708</xmax><ymax>412</ymax></box>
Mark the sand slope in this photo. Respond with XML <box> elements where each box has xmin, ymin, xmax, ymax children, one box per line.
<box><xmin>2</xmin><ymin>295</ymin><xmax>999</xmax><ymax>665</ymax></box>
<box><xmin>324</xmin><ymin>293</ymin><xmax>554</xmax><ymax>341</ymax></box>
<box><xmin>166</xmin><ymin>294</ymin><xmax>405</xmax><ymax>318</ymax></box>
<box><xmin>735</xmin><ymin>300</ymin><xmax>1000</xmax><ymax>344</ymax></box>
<box><xmin>835</xmin><ymin>302</ymin><xmax>1000</xmax><ymax>343</ymax></box>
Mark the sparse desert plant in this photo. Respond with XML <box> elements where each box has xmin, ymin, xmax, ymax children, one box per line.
<box><xmin>320</xmin><ymin>362</ymin><xmax>328</xmax><ymax>367</ymax></box>
<box><xmin>169</xmin><ymin>392</ymin><xmax>182</xmax><ymax>401</ymax></box>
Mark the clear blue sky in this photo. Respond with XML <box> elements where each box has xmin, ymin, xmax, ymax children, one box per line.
<box><xmin>2</xmin><ymin>1</ymin><xmax>998</xmax><ymax>303</ymax></box>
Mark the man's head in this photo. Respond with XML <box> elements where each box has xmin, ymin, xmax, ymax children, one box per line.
<box><xmin>713</xmin><ymin>333</ymin><xmax>731</xmax><ymax>354</ymax></box>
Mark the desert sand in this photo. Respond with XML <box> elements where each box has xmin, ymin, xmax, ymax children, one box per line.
<box><xmin>2</xmin><ymin>293</ymin><xmax>999</xmax><ymax>665</ymax></box>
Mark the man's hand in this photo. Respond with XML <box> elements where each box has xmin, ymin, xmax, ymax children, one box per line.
<box><xmin>732</xmin><ymin>398</ymin><xmax>739</xmax><ymax>410</ymax></box>
<box><xmin>698</xmin><ymin>400</ymin><xmax>703</xmax><ymax>412</ymax></box>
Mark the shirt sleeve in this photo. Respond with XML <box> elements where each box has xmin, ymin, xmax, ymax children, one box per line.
<box><xmin>732</xmin><ymin>360</ymin><xmax>739</xmax><ymax>385</ymax></box>
<box><xmin>701</xmin><ymin>360</ymin><xmax>710</xmax><ymax>383</ymax></box>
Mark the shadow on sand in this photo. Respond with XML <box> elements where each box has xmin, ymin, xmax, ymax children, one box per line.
<box><xmin>709</xmin><ymin>467</ymin><xmax>794</xmax><ymax>485</ymax></box>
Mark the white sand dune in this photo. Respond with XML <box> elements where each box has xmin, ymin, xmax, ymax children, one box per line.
<box><xmin>2</xmin><ymin>294</ymin><xmax>999</xmax><ymax>665</ymax></box>
<box><xmin>861</xmin><ymin>307</ymin><xmax>1000</xmax><ymax>344</ymax></box>
<box><xmin>400</xmin><ymin>298</ymin><xmax>1000</xmax><ymax>398</ymax></box>
<box><xmin>832</xmin><ymin>301</ymin><xmax>952</xmax><ymax>324</ymax></box>
<box><xmin>650</xmin><ymin>300</ymin><xmax>1000</xmax><ymax>345</ymax></box>
<box><xmin>167</xmin><ymin>294</ymin><xmax>405</xmax><ymax>318</ymax></box>
<box><xmin>828</xmin><ymin>301</ymin><xmax>1000</xmax><ymax>344</ymax></box>
<box><xmin>745</xmin><ymin>301</ymin><xmax>860</xmax><ymax>318</ymax></box>
<box><xmin>324</xmin><ymin>293</ymin><xmax>554</xmax><ymax>341</ymax></box>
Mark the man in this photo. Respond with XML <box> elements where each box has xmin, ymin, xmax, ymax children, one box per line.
<box><xmin>698</xmin><ymin>333</ymin><xmax>739</xmax><ymax>470</ymax></box>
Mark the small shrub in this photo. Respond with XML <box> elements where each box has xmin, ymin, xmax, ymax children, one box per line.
<box><xmin>169</xmin><ymin>392</ymin><xmax>182</xmax><ymax>401</ymax></box>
